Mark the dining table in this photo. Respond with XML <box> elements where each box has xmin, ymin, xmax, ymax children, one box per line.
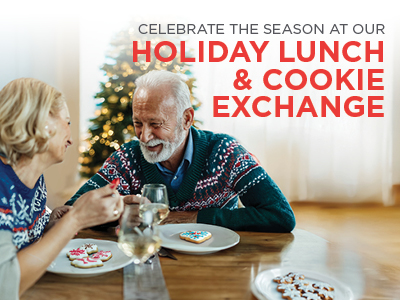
<box><xmin>21</xmin><ymin>227</ymin><xmax>397</xmax><ymax>300</ymax></box>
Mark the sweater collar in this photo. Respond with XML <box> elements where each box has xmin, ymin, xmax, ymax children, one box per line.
<box><xmin>140</xmin><ymin>126</ymin><xmax>208</xmax><ymax>206</ymax></box>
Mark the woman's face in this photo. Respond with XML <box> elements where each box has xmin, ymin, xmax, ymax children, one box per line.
<box><xmin>46</xmin><ymin>102</ymin><xmax>73</xmax><ymax>164</ymax></box>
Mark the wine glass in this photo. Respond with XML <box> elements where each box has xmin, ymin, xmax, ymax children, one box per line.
<box><xmin>139</xmin><ymin>183</ymin><xmax>169</xmax><ymax>224</ymax></box>
<box><xmin>118</xmin><ymin>205</ymin><xmax>161</xmax><ymax>284</ymax></box>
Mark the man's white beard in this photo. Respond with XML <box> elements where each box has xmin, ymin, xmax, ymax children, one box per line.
<box><xmin>140</xmin><ymin>124</ymin><xmax>186</xmax><ymax>164</ymax></box>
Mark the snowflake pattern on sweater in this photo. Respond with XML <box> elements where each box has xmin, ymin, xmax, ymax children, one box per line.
<box><xmin>0</xmin><ymin>160</ymin><xmax>50</xmax><ymax>250</ymax></box>
<box><xmin>67</xmin><ymin>127</ymin><xmax>296</xmax><ymax>232</ymax></box>
<box><xmin>73</xmin><ymin>134</ymin><xmax>259</xmax><ymax>211</ymax></box>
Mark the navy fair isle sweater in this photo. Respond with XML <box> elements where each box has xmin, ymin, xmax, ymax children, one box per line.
<box><xmin>66</xmin><ymin>127</ymin><xmax>295</xmax><ymax>232</ymax></box>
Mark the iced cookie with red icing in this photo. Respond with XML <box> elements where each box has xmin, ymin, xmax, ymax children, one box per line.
<box><xmin>71</xmin><ymin>257</ymin><xmax>103</xmax><ymax>268</ymax></box>
<box><xmin>67</xmin><ymin>248</ymin><xmax>88</xmax><ymax>261</ymax></box>
<box><xmin>179</xmin><ymin>231</ymin><xmax>212</xmax><ymax>244</ymax></box>
<box><xmin>79</xmin><ymin>243</ymin><xmax>98</xmax><ymax>254</ymax></box>
<box><xmin>91</xmin><ymin>250</ymin><xmax>112</xmax><ymax>262</ymax></box>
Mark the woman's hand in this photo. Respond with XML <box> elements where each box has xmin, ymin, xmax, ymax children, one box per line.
<box><xmin>71</xmin><ymin>180</ymin><xmax>124</xmax><ymax>230</ymax></box>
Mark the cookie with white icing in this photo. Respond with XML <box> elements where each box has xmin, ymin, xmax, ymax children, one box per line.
<box><xmin>277</xmin><ymin>283</ymin><xmax>297</xmax><ymax>292</ymax></box>
<box><xmin>286</xmin><ymin>272</ymin><xmax>305</xmax><ymax>281</ymax></box>
<box><xmin>91</xmin><ymin>250</ymin><xmax>113</xmax><ymax>262</ymax></box>
<box><xmin>312</xmin><ymin>282</ymin><xmax>334</xmax><ymax>291</ymax></box>
<box><xmin>297</xmin><ymin>284</ymin><xmax>315</xmax><ymax>294</ymax></box>
<box><xmin>282</xmin><ymin>289</ymin><xmax>302</xmax><ymax>299</ymax></box>
<box><xmin>79</xmin><ymin>243</ymin><xmax>98</xmax><ymax>254</ymax></box>
<box><xmin>316</xmin><ymin>289</ymin><xmax>335</xmax><ymax>300</ymax></box>
<box><xmin>179</xmin><ymin>231</ymin><xmax>212</xmax><ymax>244</ymax></box>
<box><xmin>66</xmin><ymin>248</ymin><xmax>88</xmax><ymax>261</ymax></box>
<box><xmin>71</xmin><ymin>257</ymin><xmax>103</xmax><ymax>268</ymax></box>
<box><xmin>302</xmin><ymin>292</ymin><xmax>322</xmax><ymax>300</ymax></box>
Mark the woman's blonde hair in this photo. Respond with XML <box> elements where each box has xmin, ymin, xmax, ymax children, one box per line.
<box><xmin>0</xmin><ymin>78</ymin><xmax>65</xmax><ymax>166</ymax></box>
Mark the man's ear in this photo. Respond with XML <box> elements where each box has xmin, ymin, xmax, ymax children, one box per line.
<box><xmin>182</xmin><ymin>107</ymin><xmax>195</xmax><ymax>130</ymax></box>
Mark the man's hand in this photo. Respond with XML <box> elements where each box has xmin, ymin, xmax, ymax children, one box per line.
<box><xmin>117</xmin><ymin>195</ymin><xmax>149</xmax><ymax>228</ymax></box>
<box><xmin>161</xmin><ymin>211</ymin><xmax>198</xmax><ymax>225</ymax></box>
<box><xmin>121</xmin><ymin>195</ymin><xmax>147</xmax><ymax>205</ymax></box>
<box><xmin>44</xmin><ymin>205</ymin><xmax>72</xmax><ymax>232</ymax></box>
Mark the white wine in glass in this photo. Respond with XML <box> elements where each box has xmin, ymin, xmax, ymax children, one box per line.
<box><xmin>139</xmin><ymin>184</ymin><xmax>169</xmax><ymax>224</ymax></box>
<box><xmin>118</xmin><ymin>206</ymin><xmax>160</xmax><ymax>265</ymax></box>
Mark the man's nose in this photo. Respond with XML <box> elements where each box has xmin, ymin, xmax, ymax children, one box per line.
<box><xmin>140</xmin><ymin>125</ymin><xmax>153</xmax><ymax>143</ymax></box>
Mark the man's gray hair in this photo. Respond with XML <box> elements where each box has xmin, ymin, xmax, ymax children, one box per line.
<box><xmin>135</xmin><ymin>70</ymin><xmax>191</xmax><ymax>119</ymax></box>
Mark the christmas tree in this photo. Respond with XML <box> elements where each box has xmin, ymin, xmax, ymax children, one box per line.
<box><xmin>79</xmin><ymin>24</ymin><xmax>201</xmax><ymax>178</ymax></box>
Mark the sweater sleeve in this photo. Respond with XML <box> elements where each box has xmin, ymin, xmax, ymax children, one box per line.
<box><xmin>196</xmin><ymin>139</ymin><xmax>296</xmax><ymax>232</ymax></box>
<box><xmin>65</xmin><ymin>143</ymin><xmax>138</xmax><ymax>206</ymax></box>
<box><xmin>0</xmin><ymin>231</ymin><xmax>20</xmax><ymax>300</ymax></box>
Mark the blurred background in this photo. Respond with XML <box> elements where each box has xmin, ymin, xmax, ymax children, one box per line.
<box><xmin>0</xmin><ymin>0</ymin><xmax>399</xmax><ymax>208</ymax></box>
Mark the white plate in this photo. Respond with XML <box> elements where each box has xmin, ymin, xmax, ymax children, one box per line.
<box><xmin>159</xmin><ymin>223</ymin><xmax>240</xmax><ymax>255</ymax></box>
<box><xmin>46</xmin><ymin>238</ymin><xmax>134</xmax><ymax>277</ymax></box>
<box><xmin>252</xmin><ymin>267</ymin><xmax>354</xmax><ymax>300</ymax></box>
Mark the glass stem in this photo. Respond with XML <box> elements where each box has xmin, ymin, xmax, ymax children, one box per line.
<box><xmin>135</xmin><ymin>262</ymin><xmax>142</xmax><ymax>289</ymax></box>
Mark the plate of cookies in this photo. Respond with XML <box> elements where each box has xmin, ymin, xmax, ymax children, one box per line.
<box><xmin>159</xmin><ymin>223</ymin><xmax>240</xmax><ymax>255</ymax></box>
<box><xmin>46</xmin><ymin>238</ymin><xmax>134</xmax><ymax>277</ymax></box>
<box><xmin>251</xmin><ymin>267</ymin><xmax>354</xmax><ymax>300</ymax></box>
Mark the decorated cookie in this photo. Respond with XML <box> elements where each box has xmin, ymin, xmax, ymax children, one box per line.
<box><xmin>91</xmin><ymin>250</ymin><xmax>113</xmax><ymax>262</ymax></box>
<box><xmin>273</xmin><ymin>276</ymin><xmax>285</xmax><ymax>283</ymax></box>
<box><xmin>277</xmin><ymin>283</ymin><xmax>297</xmax><ymax>292</ymax></box>
<box><xmin>67</xmin><ymin>248</ymin><xmax>88</xmax><ymax>261</ymax></box>
<box><xmin>79</xmin><ymin>243</ymin><xmax>98</xmax><ymax>254</ymax></box>
<box><xmin>273</xmin><ymin>275</ymin><xmax>293</xmax><ymax>284</ymax></box>
<box><xmin>297</xmin><ymin>284</ymin><xmax>315</xmax><ymax>294</ymax></box>
<box><xmin>293</xmin><ymin>279</ymin><xmax>310</xmax><ymax>286</ymax></box>
<box><xmin>302</xmin><ymin>292</ymin><xmax>322</xmax><ymax>300</ymax></box>
<box><xmin>312</xmin><ymin>282</ymin><xmax>334</xmax><ymax>291</ymax></box>
<box><xmin>286</xmin><ymin>272</ymin><xmax>306</xmax><ymax>281</ymax></box>
<box><xmin>282</xmin><ymin>289</ymin><xmax>302</xmax><ymax>299</ymax></box>
<box><xmin>179</xmin><ymin>231</ymin><xmax>212</xmax><ymax>244</ymax></box>
<box><xmin>272</xmin><ymin>271</ymin><xmax>335</xmax><ymax>300</ymax></box>
<box><xmin>71</xmin><ymin>257</ymin><xmax>103</xmax><ymax>268</ymax></box>
<box><xmin>316</xmin><ymin>289</ymin><xmax>335</xmax><ymax>300</ymax></box>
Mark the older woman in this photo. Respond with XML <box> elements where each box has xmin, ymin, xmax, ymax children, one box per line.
<box><xmin>0</xmin><ymin>78</ymin><xmax>124</xmax><ymax>299</ymax></box>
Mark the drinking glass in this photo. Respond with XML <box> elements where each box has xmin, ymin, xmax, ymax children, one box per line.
<box><xmin>139</xmin><ymin>183</ymin><xmax>169</xmax><ymax>224</ymax></box>
<box><xmin>118</xmin><ymin>205</ymin><xmax>161</xmax><ymax>283</ymax></box>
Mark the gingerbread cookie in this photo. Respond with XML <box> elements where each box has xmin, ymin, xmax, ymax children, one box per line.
<box><xmin>273</xmin><ymin>275</ymin><xmax>293</xmax><ymax>284</ymax></box>
<box><xmin>282</xmin><ymin>289</ymin><xmax>302</xmax><ymax>299</ymax></box>
<box><xmin>273</xmin><ymin>272</ymin><xmax>335</xmax><ymax>300</ymax></box>
<box><xmin>312</xmin><ymin>282</ymin><xmax>334</xmax><ymax>291</ymax></box>
<box><xmin>91</xmin><ymin>250</ymin><xmax>113</xmax><ymax>262</ymax></box>
<box><xmin>286</xmin><ymin>272</ymin><xmax>305</xmax><ymax>281</ymax></box>
<box><xmin>302</xmin><ymin>292</ymin><xmax>322</xmax><ymax>300</ymax></box>
<box><xmin>277</xmin><ymin>283</ymin><xmax>297</xmax><ymax>293</ymax></box>
<box><xmin>66</xmin><ymin>248</ymin><xmax>88</xmax><ymax>261</ymax></box>
<box><xmin>316</xmin><ymin>289</ymin><xmax>335</xmax><ymax>300</ymax></box>
<box><xmin>179</xmin><ymin>231</ymin><xmax>212</xmax><ymax>244</ymax></box>
<box><xmin>79</xmin><ymin>243</ymin><xmax>98</xmax><ymax>254</ymax></box>
<box><xmin>293</xmin><ymin>279</ymin><xmax>310</xmax><ymax>286</ymax></box>
<box><xmin>297</xmin><ymin>284</ymin><xmax>315</xmax><ymax>294</ymax></box>
<box><xmin>71</xmin><ymin>257</ymin><xmax>103</xmax><ymax>268</ymax></box>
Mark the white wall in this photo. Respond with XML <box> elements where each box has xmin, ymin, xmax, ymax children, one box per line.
<box><xmin>0</xmin><ymin>15</ymin><xmax>80</xmax><ymax>208</ymax></box>
<box><xmin>1</xmin><ymin>0</ymin><xmax>399</xmax><ymax>207</ymax></box>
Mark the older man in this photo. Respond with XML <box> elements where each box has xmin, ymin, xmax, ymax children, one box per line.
<box><xmin>67</xmin><ymin>71</ymin><xmax>295</xmax><ymax>232</ymax></box>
